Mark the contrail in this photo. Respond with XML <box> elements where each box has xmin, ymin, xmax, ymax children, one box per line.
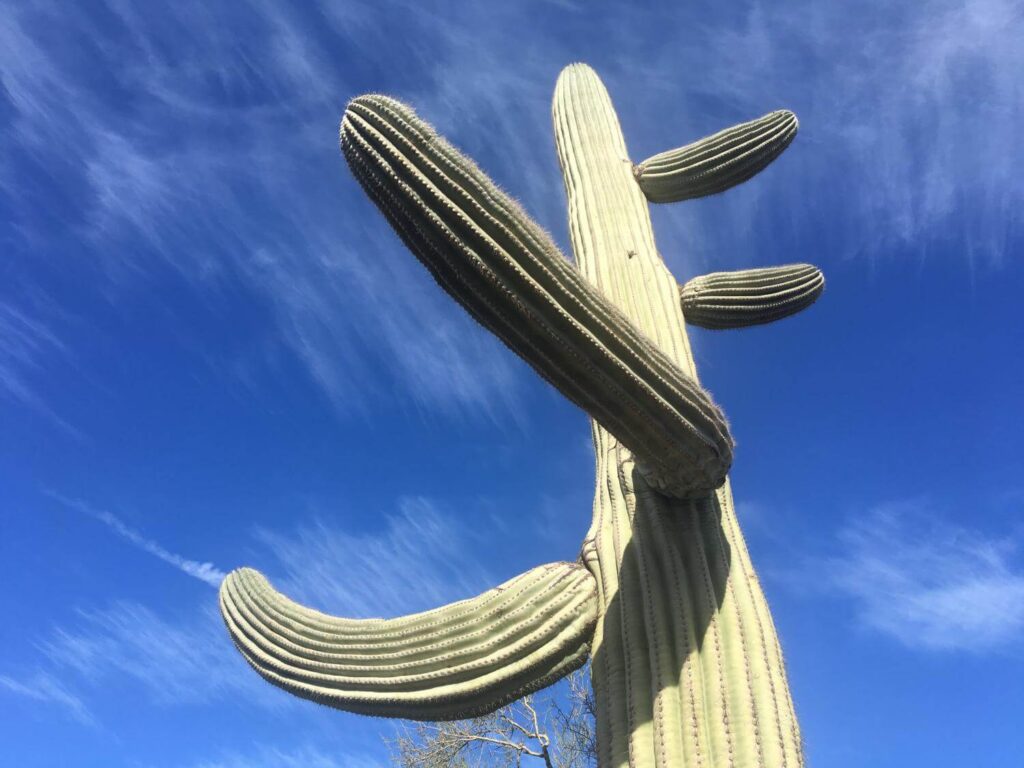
<box><xmin>46</xmin><ymin>491</ymin><xmax>225</xmax><ymax>588</ymax></box>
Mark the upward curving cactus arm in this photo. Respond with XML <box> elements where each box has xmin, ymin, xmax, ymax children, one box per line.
<box><xmin>681</xmin><ymin>263</ymin><xmax>825</xmax><ymax>329</ymax></box>
<box><xmin>634</xmin><ymin>109</ymin><xmax>798</xmax><ymax>203</ymax></box>
<box><xmin>219</xmin><ymin>563</ymin><xmax>598</xmax><ymax>721</ymax></box>
<box><xmin>340</xmin><ymin>95</ymin><xmax>733</xmax><ymax>498</ymax></box>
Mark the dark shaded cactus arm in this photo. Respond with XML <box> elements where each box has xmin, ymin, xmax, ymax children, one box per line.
<box><xmin>340</xmin><ymin>95</ymin><xmax>732</xmax><ymax>498</ymax></box>
<box><xmin>681</xmin><ymin>263</ymin><xmax>825</xmax><ymax>329</ymax></box>
<box><xmin>219</xmin><ymin>563</ymin><xmax>598</xmax><ymax>721</ymax></box>
<box><xmin>634</xmin><ymin>110</ymin><xmax>798</xmax><ymax>203</ymax></box>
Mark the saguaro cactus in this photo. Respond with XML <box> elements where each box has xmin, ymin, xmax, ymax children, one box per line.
<box><xmin>221</xmin><ymin>63</ymin><xmax>821</xmax><ymax>767</ymax></box>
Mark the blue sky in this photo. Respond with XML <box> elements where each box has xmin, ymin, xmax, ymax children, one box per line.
<box><xmin>2</xmin><ymin>0</ymin><xmax>1022</xmax><ymax>766</ymax></box>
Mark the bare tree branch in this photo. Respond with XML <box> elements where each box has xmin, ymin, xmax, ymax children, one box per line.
<box><xmin>387</xmin><ymin>667</ymin><xmax>595</xmax><ymax>768</ymax></box>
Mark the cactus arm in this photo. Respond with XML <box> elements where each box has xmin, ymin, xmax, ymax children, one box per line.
<box><xmin>681</xmin><ymin>263</ymin><xmax>825</xmax><ymax>329</ymax></box>
<box><xmin>634</xmin><ymin>110</ymin><xmax>798</xmax><ymax>203</ymax></box>
<box><xmin>220</xmin><ymin>63</ymin><xmax>809</xmax><ymax>766</ymax></box>
<box><xmin>219</xmin><ymin>563</ymin><xmax>598</xmax><ymax>721</ymax></box>
<box><xmin>340</xmin><ymin>95</ymin><xmax>732</xmax><ymax>498</ymax></box>
<box><xmin>554</xmin><ymin>63</ymin><xmax>803</xmax><ymax>768</ymax></box>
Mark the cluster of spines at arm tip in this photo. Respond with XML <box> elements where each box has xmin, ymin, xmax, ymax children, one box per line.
<box><xmin>634</xmin><ymin>109</ymin><xmax>798</xmax><ymax>203</ymax></box>
<box><xmin>340</xmin><ymin>94</ymin><xmax>733</xmax><ymax>498</ymax></box>
<box><xmin>681</xmin><ymin>263</ymin><xmax>825</xmax><ymax>329</ymax></box>
<box><xmin>219</xmin><ymin>562</ymin><xmax>598</xmax><ymax>721</ymax></box>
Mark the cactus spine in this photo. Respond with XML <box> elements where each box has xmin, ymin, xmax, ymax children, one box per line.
<box><xmin>221</xmin><ymin>62</ymin><xmax>819</xmax><ymax>767</ymax></box>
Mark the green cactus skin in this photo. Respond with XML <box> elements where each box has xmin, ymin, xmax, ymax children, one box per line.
<box><xmin>221</xmin><ymin>62</ymin><xmax>815</xmax><ymax>767</ymax></box>
<box><xmin>339</xmin><ymin>95</ymin><xmax>732</xmax><ymax>499</ymax></box>
<box><xmin>554</xmin><ymin>64</ymin><xmax>804</xmax><ymax>767</ymax></box>
<box><xmin>681</xmin><ymin>263</ymin><xmax>825</xmax><ymax>329</ymax></box>
<box><xmin>220</xmin><ymin>563</ymin><xmax>597</xmax><ymax>720</ymax></box>
<box><xmin>634</xmin><ymin>109</ymin><xmax>798</xmax><ymax>203</ymax></box>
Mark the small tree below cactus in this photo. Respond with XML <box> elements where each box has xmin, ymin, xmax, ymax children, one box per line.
<box><xmin>388</xmin><ymin>668</ymin><xmax>596</xmax><ymax>768</ymax></box>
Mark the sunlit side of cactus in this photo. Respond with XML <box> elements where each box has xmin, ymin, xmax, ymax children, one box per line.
<box><xmin>221</xmin><ymin>62</ymin><xmax>823</xmax><ymax>767</ymax></box>
<box><xmin>553</xmin><ymin>64</ymin><xmax>807</xmax><ymax>768</ymax></box>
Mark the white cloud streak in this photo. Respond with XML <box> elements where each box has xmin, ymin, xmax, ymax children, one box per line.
<box><xmin>684</xmin><ymin>0</ymin><xmax>1024</xmax><ymax>268</ymax></box>
<box><xmin>0</xmin><ymin>302</ymin><xmax>82</xmax><ymax>438</ymax></box>
<box><xmin>39</xmin><ymin>601</ymin><xmax>272</xmax><ymax>708</ymax></box>
<box><xmin>25</xmin><ymin>497</ymin><xmax>489</xmax><ymax>716</ymax></box>
<box><xmin>254</xmin><ymin>496</ymin><xmax>494</xmax><ymax>619</ymax></box>
<box><xmin>827</xmin><ymin>500</ymin><xmax>1024</xmax><ymax>652</ymax></box>
<box><xmin>0</xmin><ymin>671</ymin><xmax>95</xmax><ymax>726</ymax></box>
<box><xmin>48</xmin><ymin>492</ymin><xmax>226</xmax><ymax>587</ymax></box>
<box><xmin>0</xmin><ymin>0</ymin><xmax>526</xmax><ymax>423</ymax></box>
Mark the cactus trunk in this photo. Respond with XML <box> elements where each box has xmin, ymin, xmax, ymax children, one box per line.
<box><xmin>554</xmin><ymin>63</ymin><xmax>803</xmax><ymax>768</ymax></box>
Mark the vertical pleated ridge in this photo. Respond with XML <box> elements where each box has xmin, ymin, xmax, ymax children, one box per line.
<box><xmin>340</xmin><ymin>95</ymin><xmax>732</xmax><ymax>498</ymax></box>
<box><xmin>681</xmin><ymin>264</ymin><xmax>825</xmax><ymax>329</ymax></box>
<box><xmin>635</xmin><ymin>110</ymin><xmax>798</xmax><ymax>203</ymax></box>
<box><xmin>554</xmin><ymin>63</ymin><xmax>804</xmax><ymax>768</ymax></box>
<box><xmin>219</xmin><ymin>562</ymin><xmax>598</xmax><ymax>721</ymax></box>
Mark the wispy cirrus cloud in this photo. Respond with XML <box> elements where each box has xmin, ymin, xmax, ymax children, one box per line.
<box><xmin>0</xmin><ymin>302</ymin><xmax>82</xmax><ymax>438</ymax></box>
<box><xmin>827</xmin><ymin>500</ymin><xmax>1024</xmax><ymax>652</ymax></box>
<box><xmin>39</xmin><ymin>601</ymin><xmax>268</xmax><ymax>707</ymax></box>
<box><xmin>0</xmin><ymin>671</ymin><xmax>95</xmax><ymax>726</ymax></box>
<box><xmin>1</xmin><ymin>0</ymin><xmax>525</xmax><ymax>423</ymax></box>
<box><xmin>48</xmin><ymin>492</ymin><xmax>226</xmax><ymax>587</ymax></box>
<box><xmin>253</xmin><ymin>496</ymin><xmax>494</xmax><ymax>618</ymax></box>
<box><xmin>682</xmin><ymin>0</ymin><xmax>1024</xmax><ymax>268</ymax></box>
